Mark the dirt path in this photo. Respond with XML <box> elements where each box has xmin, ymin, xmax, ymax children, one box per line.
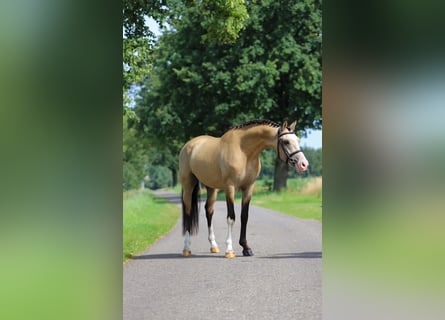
<box><xmin>123</xmin><ymin>191</ymin><xmax>322</xmax><ymax>320</ymax></box>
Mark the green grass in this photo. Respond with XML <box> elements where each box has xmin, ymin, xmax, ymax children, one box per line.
<box><xmin>251</xmin><ymin>178</ymin><xmax>322</xmax><ymax>221</ymax></box>
<box><xmin>252</xmin><ymin>193</ymin><xmax>321</xmax><ymax>221</ymax></box>
<box><xmin>325</xmin><ymin>203</ymin><xmax>445</xmax><ymax>294</ymax></box>
<box><xmin>123</xmin><ymin>189</ymin><xmax>180</xmax><ymax>262</ymax></box>
<box><xmin>169</xmin><ymin>177</ymin><xmax>322</xmax><ymax>222</ymax></box>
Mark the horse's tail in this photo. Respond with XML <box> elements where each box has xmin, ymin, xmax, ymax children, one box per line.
<box><xmin>182</xmin><ymin>182</ymin><xmax>200</xmax><ymax>235</ymax></box>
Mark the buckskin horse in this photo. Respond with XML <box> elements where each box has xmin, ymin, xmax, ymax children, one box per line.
<box><xmin>179</xmin><ymin>119</ymin><xmax>309</xmax><ymax>258</ymax></box>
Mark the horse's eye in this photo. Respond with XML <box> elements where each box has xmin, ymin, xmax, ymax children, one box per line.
<box><xmin>283</xmin><ymin>140</ymin><xmax>290</xmax><ymax>145</ymax></box>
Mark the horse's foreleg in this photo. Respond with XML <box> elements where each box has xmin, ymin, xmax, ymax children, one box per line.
<box><xmin>239</xmin><ymin>185</ymin><xmax>254</xmax><ymax>256</ymax></box>
<box><xmin>225</xmin><ymin>186</ymin><xmax>236</xmax><ymax>259</ymax></box>
<box><xmin>205</xmin><ymin>187</ymin><xmax>219</xmax><ymax>253</ymax></box>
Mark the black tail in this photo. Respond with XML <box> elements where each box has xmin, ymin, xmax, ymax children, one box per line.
<box><xmin>182</xmin><ymin>183</ymin><xmax>200</xmax><ymax>235</ymax></box>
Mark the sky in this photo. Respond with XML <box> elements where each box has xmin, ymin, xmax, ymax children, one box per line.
<box><xmin>302</xmin><ymin>129</ymin><xmax>322</xmax><ymax>149</ymax></box>
<box><xmin>145</xmin><ymin>18</ymin><xmax>322</xmax><ymax>149</ymax></box>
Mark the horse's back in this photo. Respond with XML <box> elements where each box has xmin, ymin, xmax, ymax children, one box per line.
<box><xmin>179</xmin><ymin>135</ymin><xmax>220</xmax><ymax>168</ymax></box>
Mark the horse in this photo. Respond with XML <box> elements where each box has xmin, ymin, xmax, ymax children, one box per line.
<box><xmin>179</xmin><ymin>119</ymin><xmax>309</xmax><ymax>258</ymax></box>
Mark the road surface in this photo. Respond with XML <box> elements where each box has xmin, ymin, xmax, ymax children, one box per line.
<box><xmin>124</xmin><ymin>190</ymin><xmax>322</xmax><ymax>320</ymax></box>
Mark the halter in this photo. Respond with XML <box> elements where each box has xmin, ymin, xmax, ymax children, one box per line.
<box><xmin>277</xmin><ymin>128</ymin><xmax>302</xmax><ymax>165</ymax></box>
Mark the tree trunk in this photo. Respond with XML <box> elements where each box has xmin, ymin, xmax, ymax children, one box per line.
<box><xmin>171</xmin><ymin>167</ymin><xmax>178</xmax><ymax>187</ymax></box>
<box><xmin>273</xmin><ymin>156</ymin><xmax>288</xmax><ymax>191</ymax></box>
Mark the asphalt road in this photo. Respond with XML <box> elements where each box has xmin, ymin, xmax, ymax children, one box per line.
<box><xmin>123</xmin><ymin>190</ymin><xmax>322</xmax><ymax>320</ymax></box>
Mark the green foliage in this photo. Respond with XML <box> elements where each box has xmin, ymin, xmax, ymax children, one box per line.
<box><xmin>198</xmin><ymin>0</ymin><xmax>249</xmax><ymax>44</ymax></box>
<box><xmin>258</xmin><ymin>149</ymin><xmax>277</xmax><ymax>179</ymax></box>
<box><xmin>303</xmin><ymin>147</ymin><xmax>322</xmax><ymax>176</ymax></box>
<box><xmin>137</xmin><ymin>0</ymin><xmax>321</xmax><ymax>141</ymax></box>
<box><xmin>147</xmin><ymin>164</ymin><xmax>172</xmax><ymax>189</ymax></box>
<box><xmin>123</xmin><ymin>38</ymin><xmax>154</xmax><ymax>93</ymax></box>
<box><xmin>123</xmin><ymin>115</ymin><xmax>148</xmax><ymax>191</ymax></box>
<box><xmin>123</xmin><ymin>115</ymin><xmax>178</xmax><ymax>190</ymax></box>
<box><xmin>123</xmin><ymin>0</ymin><xmax>168</xmax><ymax>38</ymax></box>
<box><xmin>130</xmin><ymin>0</ymin><xmax>321</xmax><ymax>190</ymax></box>
<box><xmin>123</xmin><ymin>162</ymin><xmax>142</xmax><ymax>191</ymax></box>
<box><xmin>123</xmin><ymin>0</ymin><xmax>166</xmax><ymax>112</ymax></box>
<box><xmin>123</xmin><ymin>0</ymin><xmax>249</xmax><ymax>101</ymax></box>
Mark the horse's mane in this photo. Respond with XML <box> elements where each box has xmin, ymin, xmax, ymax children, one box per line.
<box><xmin>228</xmin><ymin>119</ymin><xmax>280</xmax><ymax>132</ymax></box>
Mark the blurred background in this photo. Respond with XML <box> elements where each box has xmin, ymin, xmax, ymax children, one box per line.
<box><xmin>1</xmin><ymin>0</ymin><xmax>444</xmax><ymax>319</ymax></box>
<box><xmin>324</xmin><ymin>0</ymin><xmax>445</xmax><ymax>319</ymax></box>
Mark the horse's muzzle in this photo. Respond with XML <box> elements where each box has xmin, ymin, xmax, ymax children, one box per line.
<box><xmin>294</xmin><ymin>155</ymin><xmax>309</xmax><ymax>173</ymax></box>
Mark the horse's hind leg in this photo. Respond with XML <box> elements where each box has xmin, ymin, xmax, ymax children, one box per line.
<box><xmin>181</xmin><ymin>173</ymin><xmax>199</xmax><ymax>257</ymax></box>
<box><xmin>205</xmin><ymin>187</ymin><xmax>219</xmax><ymax>253</ymax></box>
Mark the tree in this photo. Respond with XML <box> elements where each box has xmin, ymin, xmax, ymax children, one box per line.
<box><xmin>123</xmin><ymin>0</ymin><xmax>166</xmax><ymax>116</ymax></box>
<box><xmin>123</xmin><ymin>1</ymin><xmax>250</xmax><ymax>188</ymax></box>
<box><xmin>123</xmin><ymin>115</ymin><xmax>149</xmax><ymax>190</ymax></box>
<box><xmin>181</xmin><ymin>0</ymin><xmax>249</xmax><ymax>44</ymax></box>
<box><xmin>147</xmin><ymin>164</ymin><xmax>172</xmax><ymax>189</ymax></box>
<box><xmin>303</xmin><ymin>147</ymin><xmax>322</xmax><ymax>176</ymax></box>
<box><xmin>136</xmin><ymin>0</ymin><xmax>321</xmax><ymax>190</ymax></box>
<box><xmin>240</xmin><ymin>0</ymin><xmax>322</xmax><ymax>190</ymax></box>
<box><xmin>123</xmin><ymin>0</ymin><xmax>249</xmax><ymax>109</ymax></box>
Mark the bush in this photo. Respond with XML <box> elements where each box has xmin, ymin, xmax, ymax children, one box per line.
<box><xmin>147</xmin><ymin>165</ymin><xmax>172</xmax><ymax>189</ymax></box>
<box><xmin>123</xmin><ymin>162</ymin><xmax>143</xmax><ymax>191</ymax></box>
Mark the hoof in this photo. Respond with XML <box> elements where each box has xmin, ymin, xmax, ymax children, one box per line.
<box><xmin>242</xmin><ymin>248</ymin><xmax>254</xmax><ymax>256</ymax></box>
<box><xmin>225</xmin><ymin>251</ymin><xmax>236</xmax><ymax>259</ymax></box>
<box><xmin>210</xmin><ymin>246</ymin><xmax>220</xmax><ymax>253</ymax></box>
<box><xmin>182</xmin><ymin>250</ymin><xmax>192</xmax><ymax>257</ymax></box>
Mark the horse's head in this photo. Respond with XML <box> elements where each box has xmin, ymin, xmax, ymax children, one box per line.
<box><xmin>277</xmin><ymin>120</ymin><xmax>309</xmax><ymax>173</ymax></box>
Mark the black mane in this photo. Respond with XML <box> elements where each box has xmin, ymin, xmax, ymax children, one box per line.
<box><xmin>228</xmin><ymin>119</ymin><xmax>280</xmax><ymax>131</ymax></box>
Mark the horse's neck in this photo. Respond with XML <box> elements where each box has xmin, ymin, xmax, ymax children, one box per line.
<box><xmin>238</xmin><ymin>126</ymin><xmax>278</xmax><ymax>158</ymax></box>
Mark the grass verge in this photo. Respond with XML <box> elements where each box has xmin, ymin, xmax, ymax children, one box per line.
<box><xmin>123</xmin><ymin>189</ymin><xmax>180</xmax><ymax>262</ymax></box>
<box><xmin>251</xmin><ymin>177</ymin><xmax>322</xmax><ymax>221</ymax></box>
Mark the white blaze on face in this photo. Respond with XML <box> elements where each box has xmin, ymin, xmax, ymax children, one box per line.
<box><xmin>287</xmin><ymin>135</ymin><xmax>309</xmax><ymax>173</ymax></box>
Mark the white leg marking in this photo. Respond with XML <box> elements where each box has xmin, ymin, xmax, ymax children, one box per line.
<box><xmin>208</xmin><ymin>225</ymin><xmax>218</xmax><ymax>249</ymax></box>
<box><xmin>226</xmin><ymin>217</ymin><xmax>235</xmax><ymax>253</ymax></box>
<box><xmin>183</xmin><ymin>231</ymin><xmax>191</xmax><ymax>252</ymax></box>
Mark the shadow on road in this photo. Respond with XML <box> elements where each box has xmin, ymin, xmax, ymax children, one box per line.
<box><xmin>258</xmin><ymin>251</ymin><xmax>322</xmax><ymax>259</ymax></box>
<box><xmin>131</xmin><ymin>253</ymin><xmax>228</xmax><ymax>260</ymax></box>
<box><xmin>131</xmin><ymin>251</ymin><xmax>321</xmax><ymax>260</ymax></box>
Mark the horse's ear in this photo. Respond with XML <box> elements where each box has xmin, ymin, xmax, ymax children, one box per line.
<box><xmin>281</xmin><ymin>120</ymin><xmax>288</xmax><ymax>130</ymax></box>
<box><xmin>288</xmin><ymin>120</ymin><xmax>297</xmax><ymax>132</ymax></box>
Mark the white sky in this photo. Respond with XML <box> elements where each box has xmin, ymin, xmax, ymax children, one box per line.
<box><xmin>302</xmin><ymin>129</ymin><xmax>322</xmax><ymax>149</ymax></box>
